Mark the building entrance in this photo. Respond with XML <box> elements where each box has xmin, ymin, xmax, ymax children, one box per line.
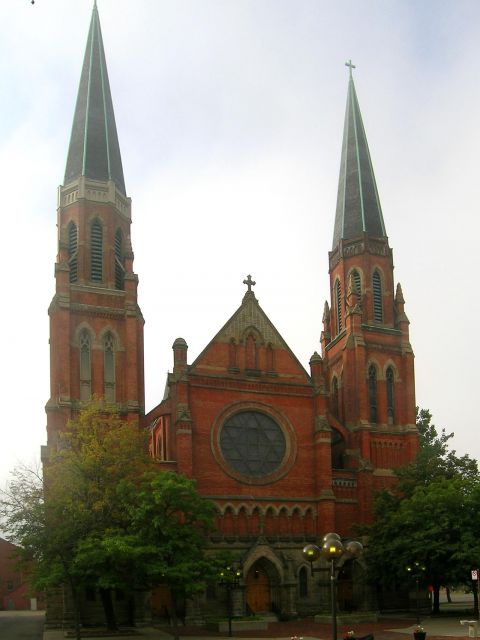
<box><xmin>246</xmin><ymin>565</ymin><xmax>270</xmax><ymax>613</ymax></box>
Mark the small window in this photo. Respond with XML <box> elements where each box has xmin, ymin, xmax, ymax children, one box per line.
<box><xmin>331</xmin><ymin>376</ymin><xmax>339</xmax><ymax>418</ymax></box>
<box><xmin>352</xmin><ymin>269</ymin><xmax>361</xmax><ymax>296</ymax></box>
<box><xmin>331</xmin><ymin>427</ymin><xmax>345</xmax><ymax>469</ymax></box>
<box><xmin>79</xmin><ymin>330</ymin><xmax>91</xmax><ymax>402</ymax></box>
<box><xmin>335</xmin><ymin>280</ymin><xmax>342</xmax><ymax>333</ymax></box>
<box><xmin>245</xmin><ymin>333</ymin><xmax>257</xmax><ymax>370</ymax></box>
<box><xmin>368</xmin><ymin>364</ymin><xmax>377</xmax><ymax>423</ymax></box>
<box><xmin>299</xmin><ymin>566</ymin><xmax>308</xmax><ymax>598</ymax></box>
<box><xmin>68</xmin><ymin>221</ymin><xmax>78</xmax><ymax>283</ymax></box>
<box><xmin>104</xmin><ymin>332</ymin><xmax>115</xmax><ymax>403</ymax></box>
<box><xmin>386</xmin><ymin>366</ymin><xmax>395</xmax><ymax>424</ymax></box>
<box><xmin>372</xmin><ymin>270</ymin><xmax>383</xmax><ymax>322</ymax></box>
<box><xmin>90</xmin><ymin>220</ymin><xmax>103</xmax><ymax>282</ymax></box>
<box><xmin>114</xmin><ymin>228</ymin><xmax>125</xmax><ymax>290</ymax></box>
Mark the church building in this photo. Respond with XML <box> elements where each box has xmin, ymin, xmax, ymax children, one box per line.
<box><xmin>45</xmin><ymin>3</ymin><xmax>418</xmax><ymax>624</ymax></box>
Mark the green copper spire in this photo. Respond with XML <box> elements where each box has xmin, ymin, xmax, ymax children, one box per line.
<box><xmin>332</xmin><ymin>62</ymin><xmax>386</xmax><ymax>248</ymax></box>
<box><xmin>64</xmin><ymin>2</ymin><xmax>126</xmax><ymax>194</ymax></box>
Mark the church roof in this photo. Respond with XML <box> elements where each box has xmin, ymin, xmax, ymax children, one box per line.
<box><xmin>332</xmin><ymin>64</ymin><xmax>386</xmax><ymax>248</ymax></box>
<box><xmin>64</xmin><ymin>2</ymin><xmax>126</xmax><ymax>194</ymax></box>
<box><xmin>190</xmin><ymin>278</ymin><xmax>310</xmax><ymax>382</ymax></box>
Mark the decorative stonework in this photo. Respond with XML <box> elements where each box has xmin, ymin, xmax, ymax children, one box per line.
<box><xmin>211</xmin><ymin>400</ymin><xmax>297</xmax><ymax>486</ymax></box>
<box><xmin>59</xmin><ymin>177</ymin><xmax>131</xmax><ymax>219</ymax></box>
<box><xmin>219</xmin><ymin>295</ymin><xmax>285</xmax><ymax>347</ymax></box>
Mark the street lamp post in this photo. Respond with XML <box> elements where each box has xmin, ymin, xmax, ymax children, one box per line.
<box><xmin>406</xmin><ymin>561</ymin><xmax>426</xmax><ymax>625</ymax></box>
<box><xmin>303</xmin><ymin>533</ymin><xmax>363</xmax><ymax>640</ymax></box>
<box><xmin>219</xmin><ymin>565</ymin><xmax>242</xmax><ymax>637</ymax></box>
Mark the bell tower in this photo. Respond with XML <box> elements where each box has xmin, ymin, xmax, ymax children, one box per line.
<box><xmin>46</xmin><ymin>2</ymin><xmax>144</xmax><ymax>446</ymax></box>
<box><xmin>321</xmin><ymin>64</ymin><xmax>417</xmax><ymax>503</ymax></box>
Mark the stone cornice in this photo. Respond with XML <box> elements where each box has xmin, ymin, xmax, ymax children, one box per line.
<box><xmin>188</xmin><ymin>374</ymin><xmax>313</xmax><ymax>398</ymax></box>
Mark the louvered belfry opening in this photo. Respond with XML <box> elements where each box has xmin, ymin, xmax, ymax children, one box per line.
<box><xmin>335</xmin><ymin>280</ymin><xmax>342</xmax><ymax>334</ymax></box>
<box><xmin>372</xmin><ymin>270</ymin><xmax>383</xmax><ymax>322</ymax></box>
<box><xmin>386</xmin><ymin>366</ymin><xmax>395</xmax><ymax>423</ymax></box>
<box><xmin>90</xmin><ymin>220</ymin><xmax>103</xmax><ymax>282</ymax></box>
<box><xmin>68</xmin><ymin>221</ymin><xmax>78</xmax><ymax>283</ymax></box>
<box><xmin>352</xmin><ymin>269</ymin><xmax>361</xmax><ymax>296</ymax></box>
<box><xmin>114</xmin><ymin>228</ymin><xmax>125</xmax><ymax>290</ymax></box>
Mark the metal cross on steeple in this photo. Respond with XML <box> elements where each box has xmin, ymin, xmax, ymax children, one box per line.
<box><xmin>243</xmin><ymin>274</ymin><xmax>256</xmax><ymax>292</ymax></box>
<box><xmin>345</xmin><ymin>59</ymin><xmax>356</xmax><ymax>76</ymax></box>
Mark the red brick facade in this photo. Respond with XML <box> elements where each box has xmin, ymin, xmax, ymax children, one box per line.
<box><xmin>45</xmin><ymin>4</ymin><xmax>418</xmax><ymax>622</ymax></box>
<box><xmin>145</xmin><ymin>240</ymin><xmax>417</xmax><ymax>616</ymax></box>
<box><xmin>0</xmin><ymin>538</ymin><xmax>43</xmax><ymax>611</ymax></box>
<box><xmin>45</xmin><ymin>178</ymin><xmax>144</xmax><ymax>449</ymax></box>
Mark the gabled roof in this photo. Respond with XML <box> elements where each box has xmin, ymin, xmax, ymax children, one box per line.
<box><xmin>64</xmin><ymin>2</ymin><xmax>126</xmax><ymax>194</ymax></box>
<box><xmin>332</xmin><ymin>66</ymin><xmax>386</xmax><ymax>248</ymax></box>
<box><xmin>191</xmin><ymin>289</ymin><xmax>310</xmax><ymax>381</ymax></box>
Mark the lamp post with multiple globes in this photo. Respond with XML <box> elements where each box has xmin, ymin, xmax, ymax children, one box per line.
<box><xmin>406</xmin><ymin>561</ymin><xmax>426</xmax><ymax>625</ymax></box>
<box><xmin>303</xmin><ymin>533</ymin><xmax>363</xmax><ymax>640</ymax></box>
<box><xmin>219</xmin><ymin>565</ymin><xmax>242</xmax><ymax>637</ymax></box>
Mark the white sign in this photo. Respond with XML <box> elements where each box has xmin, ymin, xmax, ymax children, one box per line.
<box><xmin>471</xmin><ymin>569</ymin><xmax>478</xmax><ymax>581</ymax></box>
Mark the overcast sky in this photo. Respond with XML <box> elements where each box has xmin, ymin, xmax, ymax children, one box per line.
<box><xmin>1</xmin><ymin>0</ymin><xmax>479</xmax><ymax>488</ymax></box>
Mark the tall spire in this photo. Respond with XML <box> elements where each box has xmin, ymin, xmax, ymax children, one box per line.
<box><xmin>64</xmin><ymin>2</ymin><xmax>126</xmax><ymax>194</ymax></box>
<box><xmin>332</xmin><ymin>63</ymin><xmax>386</xmax><ymax>248</ymax></box>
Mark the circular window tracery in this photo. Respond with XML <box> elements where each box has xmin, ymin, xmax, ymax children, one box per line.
<box><xmin>220</xmin><ymin>410</ymin><xmax>286</xmax><ymax>477</ymax></box>
<box><xmin>211</xmin><ymin>402</ymin><xmax>297</xmax><ymax>486</ymax></box>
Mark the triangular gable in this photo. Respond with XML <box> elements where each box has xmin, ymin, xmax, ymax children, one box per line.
<box><xmin>190</xmin><ymin>291</ymin><xmax>311</xmax><ymax>381</ymax></box>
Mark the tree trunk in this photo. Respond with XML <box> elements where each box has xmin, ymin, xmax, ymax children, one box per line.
<box><xmin>127</xmin><ymin>591</ymin><xmax>136</xmax><ymax>627</ymax></box>
<box><xmin>432</xmin><ymin>582</ymin><xmax>440</xmax><ymax>614</ymax></box>
<box><xmin>99</xmin><ymin>587</ymin><xmax>118</xmax><ymax>630</ymax></box>
<box><xmin>67</xmin><ymin>574</ymin><xmax>82</xmax><ymax>640</ymax></box>
<box><xmin>446</xmin><ymin>586</ymin><xmax>452</xmax><ymax>603</ymax></box>
<box><xmin>170</xmin><ymin>592</ymin><xmax>180</xmax><ymax>640</ymax></box>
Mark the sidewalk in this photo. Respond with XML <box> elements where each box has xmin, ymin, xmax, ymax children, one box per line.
<box><xmin>42</xmin><ymin>617</ymin><xmax>480</xmax><ymax>640</ymax></box>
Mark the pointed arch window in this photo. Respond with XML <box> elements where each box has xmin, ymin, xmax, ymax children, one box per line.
<box><xmin>368</xmin><ymin>364</ymin><xmax>377</xmax><ymax>423</ymax></box>
<box><xmin>79</xmin><ymin>329</ymin><xmax>91</xmax><ymax>401</ymax></box>
<box><xmin>114</xmin><ymin>228</ymin><xmax>125</xmax><ymax>290</ymax></box>
<box><xmin>335</xmin><ymin>280</ymin><xmax>342</xmax><ymax>334</ymax></box>
<box><xmin>372</xmin><ymin>270</ymin><xmax>383</xmax><ymax>322</ymax></box>
<box><xmin>90</xmin><ymin>220</ymin><xmax>103</xmax><ymax>282</ymax></box>
<box><xmin>245</xmin><ymin>333</ymin><xmax>258</xmax><ymax>370</ymax></box>
<box><xmin>104</xmin><ymin>332</ymin><xmax>115</xmax><ymax>403</ymax></box>
<box><xmin>331</xmin><ymin>376</ymin><xmax>339</xmax><ymax>418</ymax></box>
<box><xmin>352</xmin><ymin>269</ymin><xmax>361</xmax><ymax>296</ymax></box>
<box><xmin>386</xmin><ymin>366</ymin><xmax>395</xmax><ymax>424</ymax></box>
<box><xmin>68</xmin><ymin>221</ymin><xmax>78</xmax><ymax>283</ymax></box>
<box><xmin>331</xmin><ymin>427</ymin><xmax>345</xmax><ymax>469</ymax></box>
<box><xmin>299</xmin><ymin>566</ymin><xmax>308</xmax><ymax>598</ymax></box>
<box><xmin>228</xmin><ymin>338</ymin><xmax>238</xmax><ymax>370</ymax></box>
<box><xmin>266</xmin><ymin>343</ymin><xmax>275</xmax><ymax>372</ymax></box>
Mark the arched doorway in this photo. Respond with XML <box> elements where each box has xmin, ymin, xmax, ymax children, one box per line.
<box><xmin>246</xmin><ymin>565</ymin><xmax>270</xmax><ymax>613</ymax></box>
<box><xmin>245</xmin><ymin>559</ymin><xmax>280</xmax><ymax>614</ymax></box>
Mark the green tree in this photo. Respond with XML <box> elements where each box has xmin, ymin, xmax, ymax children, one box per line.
<box><xmin>364</xmin><ymin>409</ymin><xmax>480</xmax><ymax>614</ymax></box>
<box><xmin>366</xmin><ymin>477</ymin><xmax>480</xmax><ymax>613</ymax></box>
<box><xmin>122</xmin><ymin>471</ymin><xmax>218</xmax><ymax>640</ymax></box>
<box><xmin>1</xmin><ymin>402</ymin><xmax>154</xmax><ymax>637</ymax></box>
<box><xmin>1</xmin><ymin>404</ymin><xmax>224</xmax><ymax>637</ymax></box>
<box><xmin>396</xmin><ymin>408</ymin><xmax>478</xmax><ymax>496</ymax></box>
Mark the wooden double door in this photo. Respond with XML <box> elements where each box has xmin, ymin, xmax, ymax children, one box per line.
<box><xmin>245</xmin><ymin>566</ymin><xmax>270</xmax><ymax>613</ymax></box>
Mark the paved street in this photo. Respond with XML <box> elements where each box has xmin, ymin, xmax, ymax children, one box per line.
<box><xmin>0</xmin><ymin>611</ymin><xmax>45</xmax><ymax>639</ymax></box>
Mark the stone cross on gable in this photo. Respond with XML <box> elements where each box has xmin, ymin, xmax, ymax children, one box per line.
<box><xmin>243</xmin><ymin>274</ymin><xmax>256</xmax><ymax>292</ymax></box>
<box><xmin>345</xmin><ymin>59</ymin><xmax>356</xmax><ymax>76</ymax></box>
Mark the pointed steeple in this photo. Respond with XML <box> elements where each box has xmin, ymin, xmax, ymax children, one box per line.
<box><xmin>64</xmin><ymin>2</ymin><xmax>126</xmax><ymax>194</ymax></box>
<box><xmin>332</xmin><ymin>63</ymin><xmax>386</xmax><ymax>248</ymax></box>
